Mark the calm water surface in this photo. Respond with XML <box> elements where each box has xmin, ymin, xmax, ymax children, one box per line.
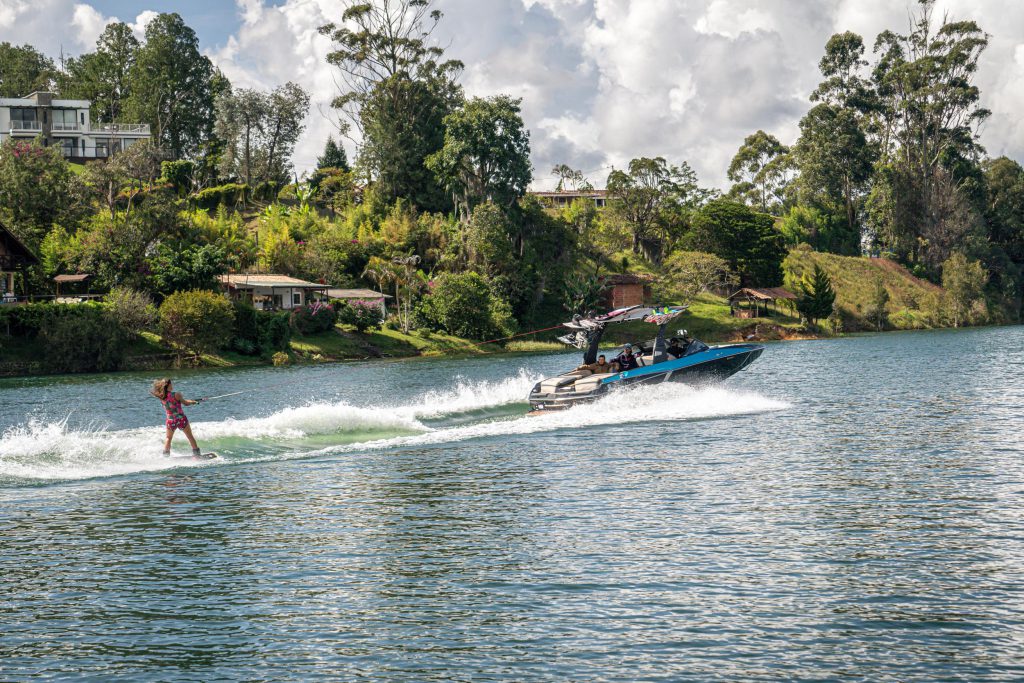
<box><xmin>1</xmin><ymin>327</ymin><xmax>1023</xmax><ymax>681</ymax></box>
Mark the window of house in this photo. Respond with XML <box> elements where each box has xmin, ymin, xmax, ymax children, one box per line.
<box><xmin>293</xmin><ymin>292</ymin><xmax>302</xmax><ymax>306</ymax></box>
<box><xmin>80</xmin><ymin>112</ymin><xmax>85</xmax><ymax>126</ymax></box>
<box><xmin>55</xmin><ymin>138</ymin><xmax>74</xmax><ymax>156</ymax></box>
<box><xmin>96</xmin><ymin>141</ymin><xmax>108</xmax><ymax>157</ymax></box>
<box><xmin>9</xmin><ymin>108</ymin><xmax>38</xmax><ymax>128</ymax></box>
<box><xmin>53</xmin><ymin>109</ymin><xmax>77</xmax><ymax>130</ymax></box>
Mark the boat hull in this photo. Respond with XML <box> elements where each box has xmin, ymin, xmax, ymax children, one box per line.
<box><xmin>527</xmin><ymin>343</ymin><xmax>764</xmax><ymax>412</ymax></box>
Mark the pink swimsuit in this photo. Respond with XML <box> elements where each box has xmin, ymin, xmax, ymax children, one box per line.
<box><xmin>161</xmin><ymin>393</ymin><xmax>189</xmax><ymax>430</ymax></box>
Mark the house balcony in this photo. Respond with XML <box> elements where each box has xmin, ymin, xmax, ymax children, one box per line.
<box><xmin>91</xmin><ymin>123</ymin><xmax>150</xmax><ymax>135</ymax></box>
<box><xmin>9</xmin><ymin>121</ymin><xmax>42</xmax><ymax>133</ymax></box>
<box><xmin>52</xmin><ymin>122</ymin><xmax>79</xmax><ymax>132</ymax></box>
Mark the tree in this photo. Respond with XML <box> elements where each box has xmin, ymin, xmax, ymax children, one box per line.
<box><xmin>0</xmin><ymin>140</ymin><xmax>86</xmax><ymax>248</ymax></box>
<box><xmin>320</xmin><ymin>0</ymin><xmax>463</xmax><ymax>211</ymax></box>
<box><xmin>869</xmin><ymin>2</ymin><xmax>990</xmax><ymax>267</ymax></box>
<box><xmin>317</xmin><ymin>136</ymin><xmax>349</xmax><ymax>171</ymax></box>
<box><xmin>465</xmin><ymin>203</ymin><xmax>515</xmax><ymax>277</ymax></box>
<box><xmin>796</xmin><ymin>264</ymin><xmax>836</xmax><ymax>330</ymax></box>
<box><xmin>605</xmin><ymin>157</ymin><xmax>704</xmax><ymax>262</ymax></box>
<box><xmin>415</xmin><ymin>272</ymin><xmax>514</xmax><ymax>340</ymax></box>
<box><xmin>158</xmin><ymin>290</ymin><xmax>234</xmax><ymax>355</ymax></box>
<box><xmin>562</xmin><ymin>271</ymin><xmax>607</xmax><ymax>316</ymax></box>
<box><xmin>60</xmin><ymin>23</ymin><xmax>140</xmax><ymax>123</ymax></box>
<box><xmin>687</xmin><ymin>199</ymin><xmax>785</xmax><ymax>287</ymax></box>
<box><xmin>660</xmin><ymin>251</ymin><xmax>737</xmax><ymax>305</ymax></box>
<box><xmin>0</xmin><ymin>43</ymin><xmax>55</xmax><ymax>97</ymax></box>
<box><xmin>105</xmin><ymin>286</ymin><xmax>157</xmax><ymax>334</ymax></box>
<box><xmin>127</xmin><ymin>13</ymin><xmax>226</xmax><ymax>158</ymax></box>
<box><xmin>984</xmin><ymin>157</ymin><xmax>1024</xmax><ymax>264</ymax></box>
<box><xmin>866</xmin><ymin>277</ymin><xmax>890</xmax><ymax>331</ymax></box>
<box><xmin>426</xmin><ymin>95</ymin><xmax>532</xmax><ymax>222</ymax></box>
<box><xmin>941</xmin><ymin>252</ymin><xmax>987</xmax><ymax>327</ymax></box>
<box><xmin>794</xmin><ymin>104</ymin><xmax>875</xmax><ymax>254</ymax></box>
<box><xmin>215</xmin><ymin>82</ymin><xmax>310</xmax><ymax>186</ymax></box>
<box><xmin>214</xmin><ymin>88</ymin><xmax>268</xmax><ymax>186</ymax></box>
<box><xmin>727</xmin><ymin>130</ymin><xmax>790</xmax><ymax>213</ymax></box>
<box><xmin>263</xmin><ymin>82</ymin><xmax>311</xmax><ymax>184</ymax></box>
<box><xmin>363</xmin><ymin>254</ymin><xmax>425</xmax><ymax>334</ymax></box>
<box><xmin>552</xmin><ymin>164</ymin><xmax>592</xmax><ymax>191</ymax></box>
<box><xmin>148</xmin><ymin>243</ymin><xmax>229</xmax><ymax>296</ymax></box>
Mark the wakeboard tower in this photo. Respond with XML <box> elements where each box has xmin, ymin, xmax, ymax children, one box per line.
<box><xmin>527</xmin><ymin>305</ymin><xmax>764</xmax><ymax>412</ymax></box>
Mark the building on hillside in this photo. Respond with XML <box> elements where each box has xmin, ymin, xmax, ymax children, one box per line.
<box><xmin>602</xmin><ymin>273</ymin><xmax>653</xmax><ymax>309</ymax></box>
<box><xmin>218</xmin><ymin>274</ymin><xmax>329</xmax><ymax>311</ymax></box>
<box><xmin>53</xmin><ymin>273</ymin><xmax>100</xmax><ymax>302</ymax></box>
<box><xmin>325</xmin><ymin>288</ymin><xmax>391</xmax><ymax>319</ymax></box>
<box><xmin>0</xmin><ymin>223</ymin><xmax>39</xmax><ymax>303</ymax></box>
<box><xmin>530</xmin><ymin>189</ymin><xmax>608</xmax><ymax>209</ymax></box>
<box><xmin>0</xmin><ymin>91</ymin><xmax>151</xmax><ymax>161</ymax></box>
<box><xmin>728</xmin><ymin>287</ymin><xmax>797</xmax><ymax>318</ymax></box>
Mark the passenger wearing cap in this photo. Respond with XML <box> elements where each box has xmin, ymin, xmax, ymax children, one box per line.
<box><xmin>613</xmin><ymin>344</ymin><xmax>639</xmax><ymax>371</ymax></box>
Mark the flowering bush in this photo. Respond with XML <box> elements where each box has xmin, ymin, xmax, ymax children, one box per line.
<box><xmin>336</xmin><ymin>299</ymin><xmax>381</xmax><ymax>333</ymax></box>
<box><xmin>289</xmin><ymin>300</ymin><xmax>338</xmax><ymax>335</ymax></box>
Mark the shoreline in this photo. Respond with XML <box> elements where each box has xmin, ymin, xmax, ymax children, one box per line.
<box><xmin>5</xmin><ymin>321</ymin><xmax>1014</xmax><ymax>381</ymax></box>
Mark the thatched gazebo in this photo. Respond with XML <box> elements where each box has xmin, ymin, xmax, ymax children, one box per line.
<box><xmin>728</xmin><ymin>287</ymin><xmax>797</xmax><ymax>318</ymax></box>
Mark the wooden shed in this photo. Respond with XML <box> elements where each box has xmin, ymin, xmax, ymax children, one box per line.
<box><xmin>728</xmin><ymin>287</ymin><xmax>797</xmax><ymax>318</ymax></box>
<box><xmin>601</xmin><ymin>273</ymin><xmax>653</xmax><ymax>309</ymax></box>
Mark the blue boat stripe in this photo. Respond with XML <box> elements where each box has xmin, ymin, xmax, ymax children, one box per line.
<box><xmin>601</xmin><ymin>347</ymin><xmax>753</xmax><ymax>385</ymax></box>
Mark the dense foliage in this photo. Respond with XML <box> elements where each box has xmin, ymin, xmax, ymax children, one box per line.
<box><xmin>0</xmin><ymin>0</ymin><xmax>1021</xmax><ymax>377</ymax></box>
<box><xmin>158</xmin><ymin>290</ymin><xmax>234</xmax><ymax>354</ymax></box>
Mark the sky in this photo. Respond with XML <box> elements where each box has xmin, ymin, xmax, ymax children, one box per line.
<box><xmin>1</xmin><ymin>0</ymin><xmax>1022</xmax><ymax>189</ymax></box>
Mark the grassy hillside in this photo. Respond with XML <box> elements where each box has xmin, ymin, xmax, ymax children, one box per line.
<box><xmin>784</xmin><ymin>247</ymin><xmax>944</xmax><ymax>331</ymax></box>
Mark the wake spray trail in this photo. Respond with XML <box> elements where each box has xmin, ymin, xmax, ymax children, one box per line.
<box><xmin>304</xmin><ymin>383</ymin><xmax>791</xmax><ymax>459</ymax></box>
<box><xmin>0</xmin><ymin>373</ymin><xmax>787</xmax><ymax>485</ymax></box>
<box><xmin>0</xmin><ymin>371</ymin><xmax>544</xmax><ymax>484</ymax></box>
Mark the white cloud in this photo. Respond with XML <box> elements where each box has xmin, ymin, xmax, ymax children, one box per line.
<box><xmin>2</xmin><ymin>0</ymin><xmax>1023</xmax><ymax>189</ymax></box>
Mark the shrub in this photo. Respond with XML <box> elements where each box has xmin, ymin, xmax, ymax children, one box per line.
<box><xmin>415</xmin><ymin>272</ymin><xmax>515</xmax><ymax>340</ymax></box>
<box><xmin>39</xmin><ymin>308</ymin><xmax>128</xmax><ymax>373</ymax></box>
<box><xmin>195</xmin><ymin>183</ymin><xmax>248</xmax><ymax>210</ymax></box>
<box><xmin>105</xmin><ymin>287</ymin><xmax>157</xmax><ymax>335</ymax></box>
<box><xmin>258</xmin><ymin>311</ymin><xmax>292</xmax><ymax>353</ymax></box>
<box><xmin>290</xmin><ymin>301</ymin><xmax>338</xmax><ymax>335</ymax></box>
<box><xmin>161</xmin><ymin>160</ymin><xmax>195</xmax><ymax>196</ymax></box>
<box><xmin>336</xmin><ymin>300</ymin><xmax>380</xmax><ymax>333</ymax></box>
<box><xmin>158</xmin><ymin>290</ymin><xmax>234</xmax><ymax>354</ymax></box>
<box><xmin>271</xmin><ymin>351</ymin><xmax>290</xmax><ymax>366</ymax></box>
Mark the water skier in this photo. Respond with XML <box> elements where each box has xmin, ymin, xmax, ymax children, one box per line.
<box><xmin>151</xmin><ymin>378</ymin><xmax>203</xmax><ymax>457</ymax></box>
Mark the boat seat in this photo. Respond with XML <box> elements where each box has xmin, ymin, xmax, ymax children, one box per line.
<box><xmin>573</xmin><ymin>372</ymin><xmax>615</xmax><ymax>393</ymax></box>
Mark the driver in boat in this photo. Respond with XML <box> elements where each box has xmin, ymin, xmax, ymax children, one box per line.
<box><xmin>577</xmin><ymin>354</ymin><xmax>614</xmax><ymax>374</ymax></box>
<box><xmin>613</xmin><ymin>344</ymin><xmax>640</xmax><ymax>371</ymax></box>
<box><xmin>666</xmin><ymin>336</ymin><xmax>686</xmax><ymax>359</ymax></box>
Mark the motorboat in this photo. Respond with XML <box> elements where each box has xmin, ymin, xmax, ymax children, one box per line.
<box><xmin>527</xmin><ymin>306</ymin><xmax>764</xmax><ymax>412</ymax></box>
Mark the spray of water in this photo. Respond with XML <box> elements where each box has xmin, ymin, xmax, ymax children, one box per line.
<box><xmin>0</xmin><ymin>371</ymin><xmax>787</xmax><ymax>485</ymax></box>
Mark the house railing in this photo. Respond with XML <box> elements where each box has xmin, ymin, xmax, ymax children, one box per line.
<box><xmin>91</xmin><ymin>123</ymin><xmax>151</xmax><ymax>134</ymax></box>
<box><xmin>9</xmin><ymin>121</ymin><xmax>42</xmax><ymax>132</ymax></box>
<box><xmin>52</xmin><ymin>122</ymin><xmax>79</xmax><ymax>131</ymax></box>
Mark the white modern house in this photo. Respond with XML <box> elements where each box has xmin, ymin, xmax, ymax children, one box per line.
<box><xmin>0</xmin><ymin>91</ymin><xmax>151</xmax><ymax>161</ymax></box>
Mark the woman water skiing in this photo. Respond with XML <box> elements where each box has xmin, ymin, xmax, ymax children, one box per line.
<box><xmin>151</xmin><ymin>378</ymin><xmax>203</xmax><ymax>457</ymax></box>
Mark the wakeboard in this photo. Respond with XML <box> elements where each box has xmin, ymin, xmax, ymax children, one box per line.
<box><xmin>170</xmin><ymin>452</ymin><xmax>219</xmax><ymax>461</ymax></box>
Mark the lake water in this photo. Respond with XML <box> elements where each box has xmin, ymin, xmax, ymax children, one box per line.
<box><xmin>1</xmin><ymin>327</ymin><xmax>1023</xmax><ymax>681</ymax></box>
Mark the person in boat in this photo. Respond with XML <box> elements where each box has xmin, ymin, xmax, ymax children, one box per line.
<box><xmin>577</xmin><ymin>354</ymin><xmax>615</xmax><ymax>374</ymax></box>
<box><xmin>666</xmin><ymin>337</ymin><xmax>686</xmax><ymax>359</ymax></box>
<box><xmin>151</xmin><ymin>378</ymin><xmax>203</xmax><ymax>457</ymax></box>
<box><xmin>613</xmin><ymin>344</ymin><xmax>640</xmax><ymax>371</ymax></box>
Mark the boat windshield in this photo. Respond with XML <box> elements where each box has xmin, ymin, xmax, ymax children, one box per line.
<box><xmin>683</xmin><ymin>340</ymin><xmax>709</xmax><ymax>356</ymax></box>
